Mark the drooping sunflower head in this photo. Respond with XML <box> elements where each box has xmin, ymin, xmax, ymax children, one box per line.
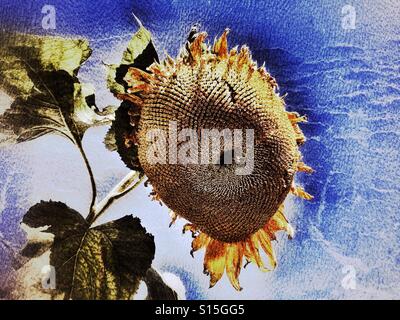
<box><xmin>118</xmin><ymin>26</ymin><xmax>313</xmax><ymax>290</ymax></box>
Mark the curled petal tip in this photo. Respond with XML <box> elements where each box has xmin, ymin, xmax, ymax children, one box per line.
<box><xmin>131</xmin><ymin>13</ymin><xmax>143</xmax><ymax>27</ymax></box>
<box><xmin>297</xmin><ymin>162</ymin><xmax>314</xmax><ymax>174</ymax></box>
<box><xmin>169</xmin><ymin>211</ymin><xmax>179</xmax><ymax>227</ymax></box>
<box><xmin>209</xmin><ymin>275</ymin><xmax>221</xmax><ymax>288</ymax></box>
<box><xmin>291</xmin><ymin>185</ymin><xmax>313</xmax><ymax>200</ymax></box>
<box><xmin>231</xmin><ymin>281</ymin><xmax>243</xmax><ymax>292</ymax></box>
<box><xmin>182</xmin><ymin>223</ymin><xmax>197</xmax><ymax>235</ymax></box>
<box><xmin>287</xmin><ymin>224</ymin><xmax>295</xmax><ymax>239</ymax></box>
<box><xmin>182</xmin><ymin>224</ymin><xmax>189</xmax><ymax>234</ymax></box>
<box><xmin>260</xmin><ymin>266</ymin><xmax>272</xmax><ymax>273</ymax></box>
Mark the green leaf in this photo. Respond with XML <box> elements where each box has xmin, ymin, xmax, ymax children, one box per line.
<box><xmin>22</xmin><ymin>201</ymin><xmax>155</xmax><ymax>300</ymax></box>
<box><xmin>105</xmin><ymin>23</ymin><xmax>158</xmax><ymax>170</ymax></box>
<box><xmin>0</xmin><ymin>33</ymin><xmax>114</xmax><ymax>145</ymax></box>
<box><xmin>106</xmin><ymin>24</ymin><xmax>158</xmax><ymax>96</ymax></box>
<box><xmin>104</xmin><ymin>126</ymin><xmax>118</xmax><ymax>152</ymax></box>
<box><xmin>106</xmin><ymin>102</ymin><xmax>143</xmax><ymax>171</ymax></box>
<box><xmin>106</xmin><ymin>64</ymin><xmax>126</xmax><ymax>96</ymax></box>
<box><xmin>144</xmin><ymin>268</ymin><xmax>178</xmax><ymax>300</ymax></box>
<box><xmin>121</xmin><ymin>24</ymin><xmax>157</xmax><ymax>66</ymax></box>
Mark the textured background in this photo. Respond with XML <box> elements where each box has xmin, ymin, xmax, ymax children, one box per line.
<box><xmin>0</xmin><ymin>0</ymin><xmax>399</xmax><ymax>299</ymax></box>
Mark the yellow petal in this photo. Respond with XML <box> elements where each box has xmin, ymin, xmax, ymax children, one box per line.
<box><xmin>182</xmin><ymin>223</ymin><xmax>198</xmax><ymax>236</ymax></box>
<box><xmin>287</xmin><ymin>111</ymin><xmax>308</xmax><ymax>124</ymax></box>
<box><xmin>297</xmin><ymin>162</ymin><xmax>314</xmax><ymax>173</ymax></box>
<box><xmin>190</xmin><ymin>32</ymin><xmax>207</xmax><ymax>62</ymax></box>
<box><xmin>237</xmin><ymin>46</ymin><xmax>251</xmax><ymax>70</ymax></box>
<box><xmin>257</xmin><ymin>229</ymin><xmax>277</xmax><ymax>269</ymax></box>
<box><xmin>267</xmin><ymin>206</ymin><xmax>286</xmax><ymax>232</ymax></box>
<box><xmin>168</xmin><ymin>210</ymin><xmax>179</xmax><ymax>227</ymax></box>
<box><xmin>116</xmin><ymin>93</ymin><xmax>143</xmax><ymax>107</ymax></box>
<box><xmin>125</xmin><ymin>67</ymin><xmax>153</xmax><ymax>83</ymax></box>
<box><xmin>292</xmin><ymin>123</ymin><xmax>306</xmax><ymax>144</ymax></box>
<box><xmin>225</xmin><ymin>243</ymin><xmax>244</xmax><ymax>291</ymax></box>
<box><xmin>204</xmin><ymin>240</ymin><xmax>226</xmax><ymax>288</ymax></box>
<box><xmin>164</xmin><ymin>54</ymin><xmax>175</xmax><ymax>68</ymax></box>
<box><xmin>148</xmin><ymin>63</ymin><xmax>166</xmax><ymax>78</ymax></box>
<box><xmin>291</xmin><ymin>185</ymin><xmax>313</xmax><ymax>200</ymax></box>
<box><xmin>127</xmin><ymin>83</ymin><xmax>151</xmax><ymax>94</ymax></box>
<box><xmin>243</xmin><ymin>235</ymin><xmax>270</xmax><ymax>271</ymax></box>
<box><xmin>191</xmin><ymin>232</ymin><xmax>211</xmax><ymax>256</ymax></box>
<box><xmin>228</xmin><ymin>46</ymin><xmax>238</xmax><ymax>67</ymax></box>
<box><xmin>266</xmin><ymin>206</ymin><xmax>294</xmax><ymax>239</ymax></box>
<box><xmin>213</xmin><ymin>28</ymin><xmax>229</xmax><ymax>59</ymax></box>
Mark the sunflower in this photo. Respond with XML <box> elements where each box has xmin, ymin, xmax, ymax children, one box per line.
<box><xmin>116</xmin><ymin>26</ymin><xmax>313</xmax><ymax>291</ymax></box>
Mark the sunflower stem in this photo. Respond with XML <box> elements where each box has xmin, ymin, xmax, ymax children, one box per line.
<box><xmin>76</xmin><ymin>140</ymin><xmax>98</xmax><ymax>223</ymax></box>
<box><xmin>88</xmin><ymin>171</ymin><xmax>144</xmax><ymax>225</ymax></box>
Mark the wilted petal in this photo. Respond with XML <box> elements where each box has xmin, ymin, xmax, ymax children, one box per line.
<box><xmin>191</xmin><ymin>233</ymin><xmax>211</xmax><ymax>256</ymax></box>
<box><xmin>291</xmin><ymin>185</ymin><xmax>313</xmax><ymax>200</ymax></box>
<box><xmin>225</xmin><ymin>243</ymin><xmax>244</xmax><ymax>291</ymax></box>
<box><xmin>257</xmin><ymin>229</ymin><xmax>277</xmax><ymax>269</ymax></box>
<box><xmin>213</xmin><ymin>29</ymin><xmax>229</xmax><ymax>59</ymax></box>
<box><xmin>204</xmin><ymin>240</ymin><xmax>226</xmax><ymax>288</ymax></box>
<box><xmin>297</xmin><ymin>161</ymin><xmax>314</xmax><ymax>173</ymax></box>
<box><xmin>190</xmin><ymin>32</ymin><xmax>207</xmax><ymax>63</ymax></box>
<box><xmin>243</xmin><ymin>235</ymin><xmax>270</xmax><ymax>271</ymax></box>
